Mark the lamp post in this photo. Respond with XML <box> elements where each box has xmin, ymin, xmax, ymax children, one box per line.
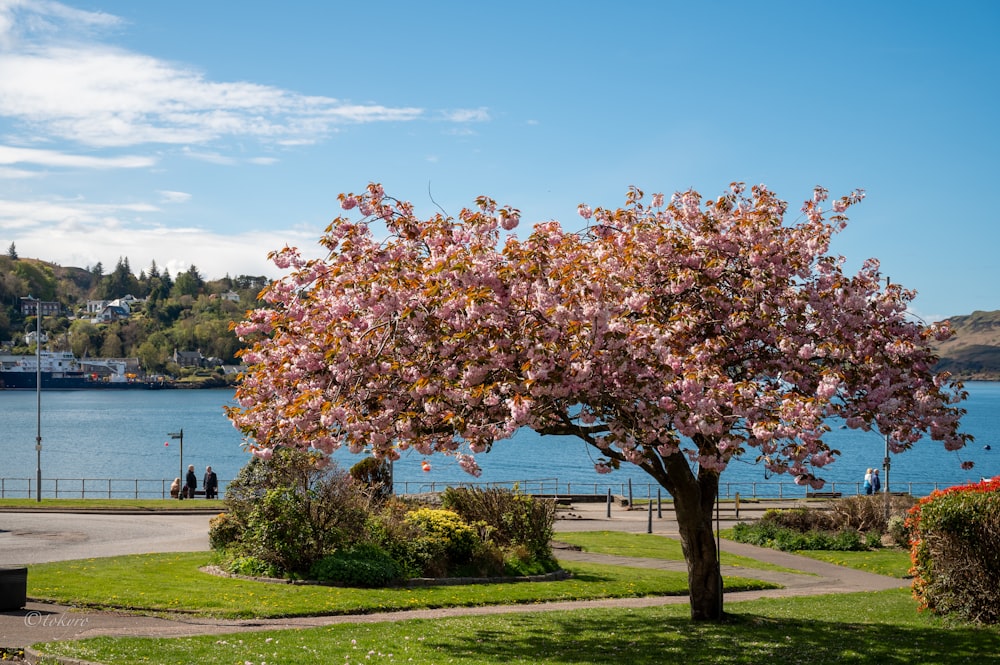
<box><xmin>32</xmin><ymin>296</ymin><xmax>42</xmax><ymax>503</ymax></box>
<box><xmin>169</xmin><ymin>429</ymin><xmax>184</xmax><ymax>498</ymax></box>
<box><xmin>884</xmin><ymin>432</ymin><xmax>892</xmax><ymax>519</ymax></box>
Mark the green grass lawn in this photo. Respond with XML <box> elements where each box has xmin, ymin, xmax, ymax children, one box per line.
<box><xmin>791</xmin><ymin>548</ymin><xmax>913</xmax><ymax>578</ymax></box>
<box><xmin>33</xmin><ymin>589</ymin><xmax>1000</xmax><ymax>665</ymax></box>
<box><xmin>27</xmin><ymin>552</ymin><xmax>776</xmax><ymax>619</ymax></box>
<box><xmin>556</xmin><ymin>530</ymin><xmax>803</xmax><ymax>573</ymax></box>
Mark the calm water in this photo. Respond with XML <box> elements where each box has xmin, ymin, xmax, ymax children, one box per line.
<box><xmin>1</xmin><ymin>385</ymin><xmax>997</xmax><ymax>498</ymax></box>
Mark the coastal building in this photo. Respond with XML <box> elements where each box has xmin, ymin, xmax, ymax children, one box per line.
<box><xmin>20</xmin><ymin>298</ymin><xmax>60</xmax><ymax>317</ymax></box>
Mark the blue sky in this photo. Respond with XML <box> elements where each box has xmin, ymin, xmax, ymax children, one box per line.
<box><xmin>0</xmin><ymin>0</ymin><xmax>997</xmax><ymax>321</ymax></box>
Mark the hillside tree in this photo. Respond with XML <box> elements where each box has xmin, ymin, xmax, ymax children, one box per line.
<box><xmin>228</xmin><ymin>182</ymin><xmax>970</xmax><ymax>621</ymax></box>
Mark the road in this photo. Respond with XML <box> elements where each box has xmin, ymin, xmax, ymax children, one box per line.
<box><xmin>0</xmin><ymin>511</ymin><xmax>212</xmax><ymax>566</ymax></box>
<box><xmin>0</xmin><ymin>497</ymin><xmax>778</xmax><ymax>565</ymax></box>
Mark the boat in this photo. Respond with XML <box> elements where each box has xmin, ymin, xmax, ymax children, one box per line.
<box><xmin>0</xmin><ymin>351</ymin><xmax>164</xmax><ymax>390</ymax></box>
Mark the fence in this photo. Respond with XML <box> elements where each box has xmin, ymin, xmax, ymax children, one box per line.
<box><xmin>0</xmin><ymin>477</ymin><xmax>230</xmax><ymax>500</ymax></box>
<box><xmin>0</xmin><ymin>476</ymin><xmax>952</xmax><ymax>501</ymax></box>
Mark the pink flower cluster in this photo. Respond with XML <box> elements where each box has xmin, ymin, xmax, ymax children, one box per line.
<box><xmin>227</xmin><ymin>182</ymin><xmax>971</xmax><ymax>492</ymax></box>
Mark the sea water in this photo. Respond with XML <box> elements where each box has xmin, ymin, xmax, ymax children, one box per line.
<box><xmin>0</xmin><ymin>385</ymin><xmax>997</xmax><ymax>498</ymax></box>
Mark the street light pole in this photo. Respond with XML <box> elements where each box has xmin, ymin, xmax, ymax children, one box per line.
<box><xmin>169</xmin><ymin>429</ymin><xmax>184</xmax><ymax>498</ymax></box>
<box><xmin>884</xmin><ymin>432</ymin><xmax>891</xmax><ymax>519</ymax></box>
<box><xmin>33</xmin><ymin>297</ymin><xmax>42</xmax><ymax>503</ymax></box>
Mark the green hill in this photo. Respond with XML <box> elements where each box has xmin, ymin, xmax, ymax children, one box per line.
<box><xmin>0</xmin><ymin>254</ymin><xmax>268</xmax><ymax>378</ymax></box>
<box><xmin>4</xmin><ymin>251</ymin><xmax>999</xmax><ymax>381</ymax></box>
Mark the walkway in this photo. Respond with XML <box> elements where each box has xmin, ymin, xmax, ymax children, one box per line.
<box><xmin>0</xmin><ymin>499</ymin><xmax>909</xmax><ymax>652</ymax></box>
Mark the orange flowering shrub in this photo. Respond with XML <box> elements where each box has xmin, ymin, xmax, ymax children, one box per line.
<box><xmin>907</xmin><ymin>476</ymin><xmax>1000</xmax><ymax>624</ymax></box>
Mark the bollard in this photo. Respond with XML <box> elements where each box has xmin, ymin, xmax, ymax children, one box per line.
<box><xmin>657</xmin><ymin>488</ymin><xmax>662</xmax><ymax>519</ymax></box>
<box><xmin>735</xmin><ymin>492</ymin><xmax>741</xmax><ymax>520</ymax></box>
<box><xmin>647</xmin><ymin>496</ymin><xmax>653</xmax><ymax>533</ymax></box>
<box><xmin>606</xmin><ymin>488</ymin><xmax>612</xmax><ymax>518</ymax></box>
<box><xmin>628</xmin><ymin>478</ymin><xmax>633</xmax><ymax>507</ymax></box>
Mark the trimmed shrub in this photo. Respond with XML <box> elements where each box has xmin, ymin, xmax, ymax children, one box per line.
<box><xmin>309</xmin><ymin>544</ymin><xmax>404</xmax><ymax>587</ymax></box>
<box><xmin>731</xmin><ymin>521</ymin><xmax>868</xmax><ymax>552</ymax></box>
<box><xmin>759</xmin><ymin>507</ymin><xmax>840</xmax><ymax>532</ymax></box>
<box><xmin>908</xmin><ymin>477</ymin><xmax>1000</xmax><ymax>624</ymax></box>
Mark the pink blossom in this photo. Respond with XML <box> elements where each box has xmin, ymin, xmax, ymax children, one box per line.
<box><xmin>228</xmin><ymin>182</ymin><xmax>970</xmax><ymax>603</ymax></box>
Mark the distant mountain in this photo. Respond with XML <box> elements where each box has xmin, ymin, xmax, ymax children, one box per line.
<box><xmin>932</xmin><ymin>310</ymin><xmax>1000</xmax><ymax>381</ymax></box>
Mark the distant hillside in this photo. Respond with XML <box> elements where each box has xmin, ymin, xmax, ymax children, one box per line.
<box><xmin>933</xmin><ymin>310</ymin><xmax>1000</xmax><ymax>381</ymax></box>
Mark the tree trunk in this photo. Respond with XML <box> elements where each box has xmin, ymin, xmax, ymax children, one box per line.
<box><xmin>663</xmin><ymin>454</ymin><xmax>723</xmax><ymax>620</ymax></box>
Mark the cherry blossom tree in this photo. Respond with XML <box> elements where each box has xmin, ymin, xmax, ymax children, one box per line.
<box><xmin>227</xmin><ymin>182</ymin><xmax>970</xmax><ymax>620</ymax></box>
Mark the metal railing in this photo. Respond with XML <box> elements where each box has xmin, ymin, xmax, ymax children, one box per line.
<box><xmin>0</xmin><ymin>476</ymin><xmax>953</xmax><ymax>500</ymax></box>
<box><xmin>393</xmin><ymin>479</ymin><xmax>950</xmax><ymax>500</ymax></box>
<box><xmin>0</xmin><ymin>477</ymin><xmax>229</xmax><ymax>500</ymax></box>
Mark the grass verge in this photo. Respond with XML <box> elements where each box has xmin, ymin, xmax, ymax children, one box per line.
<box><xmin>33</xmin><ymin>589</ymin><xmax>1000</xmax><ymax>665</ymax></box>
<box><xmin>27</xmin><ymin>552</ymin><xmax>776</xmax><ymax>619</ymax></box>
<box><xmin>790</xmin><ymin>548</ymin><xmax>913</xmax><ymax>578</ymax></box>
<box><xmin>556</xmin><ymin>530</ymin><xmax>802</xmax><ymax>573</ymax></box>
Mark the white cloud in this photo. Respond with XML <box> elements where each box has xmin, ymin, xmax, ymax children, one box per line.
<box><xmin>0</xmin><ymin>165</ymin><xmax>38</xmax><ymax>178</ymax></box>
<box><xmin>0</xmin><ymin>192</ymin><xmax>323</xmax><ymax>279</ymax></box>
<box><xmin>0</xmin><ymin>143</ymin><xmax>154</xmax><ymax>168</ymax></box>
<box><xmin>0</xmin><ymin>0</ymin><xmax>121</xmax><ymax>49</ymax></box>
<box><xmin>0</xmin><ymin>197</ymin><xmax>159</xmax><ymax>231</ymax></box>
<box><xmin>180</xmin><ymin>147</ymin><xmax>236</xmax><ymax>166</ymax></box>
<box><xmin>158</xmin><ymin>190</ymin><xmax>191</xmax><ymax>204</ymax></box>
<box><xmin>442</xmin><ymin>108</ymin><xmax>491</xmax><ymax>123</ymax></box>
<box><xmin>0</xmin><ymin>3</ymin><xmax>428</xmax><ymax>149</ymax></box>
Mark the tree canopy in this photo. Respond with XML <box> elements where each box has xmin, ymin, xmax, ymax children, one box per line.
<box><xmin>228</xmin><ymin>182</ymin><xmax>970</xmax><ymax>620</ymax></box>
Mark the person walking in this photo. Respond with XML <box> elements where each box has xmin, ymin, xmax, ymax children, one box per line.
<box><xmin>863</xmin><ymin>468</ymin><xmax>873</xmax><ymax>495</ymax></box>
<box><xmin>184</xmin><ymin>464</ymin><xmax>197</xmax><ymax>499</ymax></box>
<box><xmin>872</xmin><ymin>468</ymin><xmax>882</xmax><ymax>494</ymax></box>
<box><xmin>203</xmin><ymin>465</ymin><xmax>218</xmax><ymax>499</ymax></box>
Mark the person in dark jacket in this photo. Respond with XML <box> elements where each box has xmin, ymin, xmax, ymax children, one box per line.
<box><xmin>184</xmin><ymin>464</ymin><xmax>197</xmax><ymax>499</ymax></box>
<box><xmin>203</xmin><ymin>466</ymin><xmax>218</xmax><ymax>499</ymax></box>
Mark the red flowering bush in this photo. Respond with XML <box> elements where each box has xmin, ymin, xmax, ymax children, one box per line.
<box><xmin>907</xmin><ymin>476</ymin><xmax>1000</xmax><ymax>624</ymax></box>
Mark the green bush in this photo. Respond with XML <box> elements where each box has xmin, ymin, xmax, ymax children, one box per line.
<box><xmin>442</xmin><ymin>486</ymin><xmax>556</xmax><ymax>559</ymax></box>
<box><xmin>731</xmin><ymin>521</ymin><xmax>868</xmax><ymax>552</ymax></box>
<box><xmin>224</xmin><ymin>555</ymin><xmax>282</xmax><ymax>579</ymax></box>
<box><xmin>208</xmin><ymin>512</ymin><xmax>242</xmax><ymax>550</ymax></box>
<box><xmin>309</xmin><ymin>544</ymin><xmax>404</xmax><ymax>587</ymax></box>
<box><xmin>215</xmin><ymin>449</ymin><xmax>370</xmax><ymax>576</ymax></box>
<box><xmin>404</xmin><ymin>508</ymin><xmax>480</xmax><ymax>575</ymax></box>
<box><xmin>909</xmin><ymin>478</ymin><xmax>1000</xmax><ymax>624</ymax></box>
<box><xmin>349</xmin><ymin>456</ymin><xmax>394</xmax><ymax>503</ymax></box>
<box><xmin>760</xmin><ymin>507</ymin><xmax>840</xmax><ymax>532</ymax></box>
<box><xmin>886</xmin><ymin>515</ymin><xmax>911</xmax><ymax>547</ymax></box>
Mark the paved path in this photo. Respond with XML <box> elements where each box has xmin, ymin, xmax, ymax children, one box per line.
<box><xmin>0</xmin><ymin>500</ymin><xmax>908</xmax><ymax>653</ymax></box>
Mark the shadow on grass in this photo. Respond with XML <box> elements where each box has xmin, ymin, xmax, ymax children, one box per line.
<box><xmin>422</xmin><ymin>607</ymin><xmax>1000</xmax><ymax>664</ymax></box>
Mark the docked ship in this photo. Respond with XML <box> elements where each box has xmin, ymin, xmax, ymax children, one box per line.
<box><xmin>0</xmin><ymin>351</ymin><xmax>160</xmax><ymax>390</ymax></box>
